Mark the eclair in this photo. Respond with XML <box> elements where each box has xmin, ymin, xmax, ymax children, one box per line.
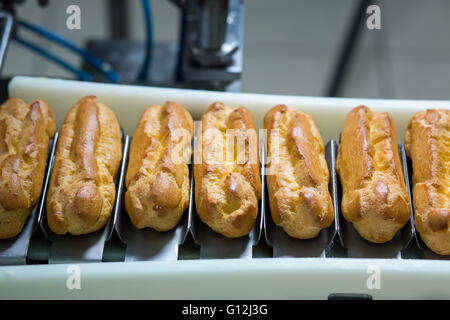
<box><xmin>46</xmin><ymin>96</ymin><xmax>122</xmax><ymax>235</ymax></box>
<box><xmin>336</xmin><ymin>105</ymin><xmax>411</xmax><ymax>243</ymax></box>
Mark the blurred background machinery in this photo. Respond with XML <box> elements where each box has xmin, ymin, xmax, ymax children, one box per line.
<box><xmin>0</xmin><ymin>0</ymin><xmax>245</xmax><ymax>91</ymax></box>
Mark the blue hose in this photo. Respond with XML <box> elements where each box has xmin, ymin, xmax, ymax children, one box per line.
<box><xmin>137</xmin><ymin>0</ymin><xmax>153</xmax><ymax>82</ymax></box>
<box><xmin>17</xmin><ymin>19</ymin><xmax>120</xmax><ymax>83</ymax></box>
<box><xmin>14</xmin><ymin>36</ymin><xmax>92</xmax><ymax>81</ymax></box>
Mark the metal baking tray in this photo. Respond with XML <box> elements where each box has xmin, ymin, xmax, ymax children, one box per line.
<box><xmin>189</xmin><ymin>135</ymin><xmax>264</xmax><ymax>260</ymax></box>
<box><xmin>1</xmin><ymin>76</ymin><xmax>449</xmax><ymax>299</ymax></box>
<box><xmin>0</xmin><ymin>137</ymin><xmax>55</xmax><ymax>265</ymax></box>
<box><xmin>334</xmin><ymin>144</ymin><xmax>415</xmax><ymax>259</ymax></box>
<box><xmin>115</xmin><ymin>136</ymin><xmax>191</xmax><ymax>262</ymax></box>
<box><xmin>264</xmin><ymin>140</ymin><xmax>339</xmax><ymax>258</ymax></box>
<box><xmin>37</xmin><ymin>131</ymin><xmax>127</xmax><ymax>264</ymax></box>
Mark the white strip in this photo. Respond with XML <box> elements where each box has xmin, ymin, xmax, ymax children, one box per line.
<box><xmin>9</xmin><ymin>76</ymin><xmax>450</xmax><ymax>142</ymax></box>
<box><xmin>0</xmin><ymin>258</ymin><xmax>449</xmax><ymax>299</ymax></box>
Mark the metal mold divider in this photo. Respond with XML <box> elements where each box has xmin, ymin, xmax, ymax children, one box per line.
<box><xmin>114</xmin><ymin>136</ymin><xmax>190</xmax><ymax>261</ymax></box>
<box><xmin>264</xmin><ymin>140</ymin><xmax>339</xmax><ymax>258</ymax></box>
<box><xmin>0</xmin><ymin>137</ymin><xmax>56</xmax><ymax>265</ymax></box>
<box><xmin>37</xmin><ymin>131</ymin><xmax>127</xmax><ymax>264</ymax></box>
<box><xmin>333</xmin><ymin>142</ymin><xmax>416</xmax><ymax>258</ymax></box>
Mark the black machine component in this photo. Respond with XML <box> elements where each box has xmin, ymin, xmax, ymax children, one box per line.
<box><xmin>89</xmin><ymin>0</ymin><xmax>244</xmax><ymax>91</ymax></box>
<box><xmin>175</xmin><ymin>0</ymin><xmax>244</xmax><ymax>90</ymax></box>
<box><xmin>0</xmin><ymin>0</ymin><xmax>245</xmax><ymax>91</ymax></box>
<box><xmin>0</xmin><ymin>0</ymin><xmax>377</xmax><ymax>96</ymax></box>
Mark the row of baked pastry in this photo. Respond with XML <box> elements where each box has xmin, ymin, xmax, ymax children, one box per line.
<box><xmin>338</xmin><ymin>106</ymin><xmax>449</xmax><ymax>256</ymax></box>
<box><xmin>264</xmin><ymin>105</ymin><xmax>449</xmax><ymax>258</ymax></box>
<box><xmin>271</xmin><ymin>105</ymin><xmax>449</xmax><ymax>256</ymax></box>
<box><xmin>0</xmin><ymin>96</ymin><xmax>123</xmax><ymax>239</ymax></box>
<box><xmin>0</xmin><ymin>96</ymin><xmax>447</xmax><ymax>256</ymax></box>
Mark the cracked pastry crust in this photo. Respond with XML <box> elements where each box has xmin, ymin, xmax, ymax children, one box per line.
<box><xmin>125</xmin><ymin>101</ymin><xmax>194</xmax><ymax>231</ymax></box>
<box><xmin>0</xmin><ymin>98</ymin><xmax>55</xmax><ymax>239</ymax></box>
<box><xmin>264</xmin><ymin>105</ymin><xmax>334</xmax><ymax>239</ymax></box>
<box><xmin>336</xmin><ymin>105</ymin><xmax>411</xmax><ymax>243</ymax></box>
<box><xmin>405</xmin><ymin>109</ymin><xmax>450</xmax><ymax>255</ymax></box>
<box><xmin>46</xmin><ymin>96</ymin><xmax>122</xmax><ymax>235</ymax></box>
<box><xmin>194</xmin><ymin>102</ymin><xmax>261</xmax><ymax>238</ymax></box>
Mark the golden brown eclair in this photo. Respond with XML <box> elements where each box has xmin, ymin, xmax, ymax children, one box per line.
<box><xmin>194</xmin><ymin>102</ymin><xmax>261</xmax><ymax>238</ymax></box>
<box><xmin>264</xmin><ymin>105</ymin><xmax>334</xmax><ymax>239</ymax></box>
<box><xmin>125</xmin><ymin>101</ymin><xmax>194</xmax><ymax>231</ymax></box>
<box><xmin>405</xmin><ymin>109</ymin><xmax>449</xmax><ymax>255</ymax></box>
<box><xmin>336</xmin><ymin>105</ymin><xmax>411</xmax><ymax>243</ymax></box>
<box><xmin>0</xmin><ymin>98</ymin><xmax>55</xmax><ymax>239</ymax></box>
<box><xmin>46</xmin><ymin>96</ymin><xmax>122</xmax><ymax>235</ymax></box>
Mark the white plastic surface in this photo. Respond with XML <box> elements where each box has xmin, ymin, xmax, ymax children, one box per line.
<box><xmin>1</xmin><ymin>258</ymin><xmax>450</xmax><ymax>299</ymax></box>
<box><xmin>9</xmin><ymin>76</ymin><xmax>450</xmax><ymax>141</ymax></box>
<box><xmin>1</xmin><ymin>76</ymin><xmax>450</xmax><ymax>300</ymax></box>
